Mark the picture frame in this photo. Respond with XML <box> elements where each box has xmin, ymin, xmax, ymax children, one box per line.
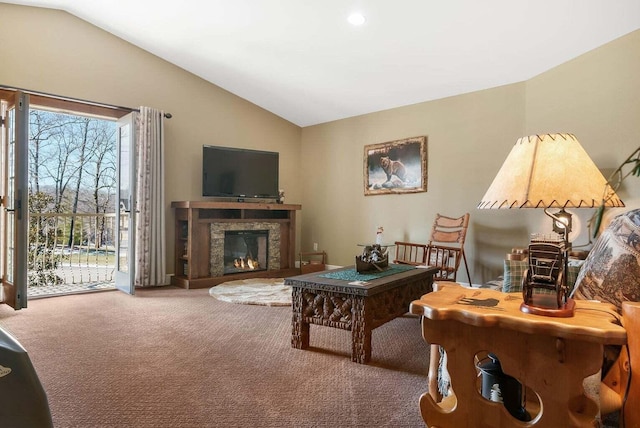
<box><xmin>364</xmin><ymin>136</ymin><xmax>428</xmax><ymax>196</ymax></box>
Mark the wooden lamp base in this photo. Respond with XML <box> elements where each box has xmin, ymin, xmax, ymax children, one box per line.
<box><xmin>520</xmin><ymin>295</ymin><xmax>576</xmax><ymax>317</ymax></box>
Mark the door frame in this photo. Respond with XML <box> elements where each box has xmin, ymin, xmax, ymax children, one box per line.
<box><xmin>1</xmin><ymin>91</ymin><xmax>29</xmax><ymax>309</ymax></box>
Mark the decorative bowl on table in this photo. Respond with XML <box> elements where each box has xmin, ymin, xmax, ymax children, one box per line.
<box><xmin>356</xmin><ymin>244</ymin><xmax>389</xmax><ymax>273</ymax></box>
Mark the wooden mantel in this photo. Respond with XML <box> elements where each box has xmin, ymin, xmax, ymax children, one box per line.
<box><xmin>171</xmin><ymin>201</ymin><xmax>302</xmax><ymax>211</ymax></box>
<box><xmin>171</xmin><ymin>201</ymin><xmax>301</xmax><ymax>289</ymax></box>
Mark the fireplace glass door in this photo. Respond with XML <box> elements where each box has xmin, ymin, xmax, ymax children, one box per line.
<box><xmin>224</xmin><ymin>230</ymin><xmax>268</xmax><ymax>274</ymax></box>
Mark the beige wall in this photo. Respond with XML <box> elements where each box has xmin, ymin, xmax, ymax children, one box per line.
<box><xmin>523</xmin><ymin>30</ymin><xmax>640</xmax><ymax>266</ymax></box>
<box><xmin>0</xmin><ymin>3</ymin><xmax>303</xmax><ymax>278</ymax></box>
<box><xmin>301</xmin><ymin>29</ymin><xmax>640</xmax><ymax>284</ymax></box>
<box><xmin>301</xmin><ymin>83</ymin><xmax>527</xmax><ymax>282</ymax></box>
<box><xmin>2</xmin><ymin>3</ymin><xmax>639</xmax><ymax>285</ymax></box>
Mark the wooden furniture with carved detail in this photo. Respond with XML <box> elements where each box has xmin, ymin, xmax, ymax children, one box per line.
<box><xmin>409</xmin><ymin>282</ymin><xmax>627</xmax><ymax>427</ymax></box>
<box><xmin>427</xmin><ymin>213</ymin><xmax>471</xmax><ymax>282</ymax></box>
<box><xmin>394</xmin><ymin>213</ymin><xmax>471</xmax><ymax>283</ymax></box>
<box><xmin>286</xmin><ymin>265</ymin><xmax>438</xmax><ymax>363</ymax></box>
<box><xmin>600</xmin><ymin>301</ymin><xmax>640</xmax><ymax>426</ymax></box>
<box><xmin>171</xmin><ymin>201</ymin><xmax>301</xmax><ymax>289</ymax></box>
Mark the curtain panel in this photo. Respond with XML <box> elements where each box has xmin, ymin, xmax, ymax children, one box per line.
<box><xmin>135</xmin><ymin>107</ymin><xmax>167</xmax><ymax>286</ymax></box>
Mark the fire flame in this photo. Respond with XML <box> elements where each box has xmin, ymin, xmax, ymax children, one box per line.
<box><xmin>233</xmin><ymin>257</ymin><xmax>260</xmax><ymax>270</ymax></box>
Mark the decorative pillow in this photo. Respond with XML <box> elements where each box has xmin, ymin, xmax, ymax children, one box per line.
<box><xmin>571</xmin><ymin>209</ymin><xmax>640</xmax><ymax>312</ymax></box>
<box><xmin>566</xmin><ymin>260</ymin><xmax>584</xmax><ymax>290</ymax></box>
<box><xmin>502</xmin><ymin>260</ymin><xmax>528</xmax><ymax>293</ymax></box>
<box><xmin>503</xmin><ymin>259</ymin><xmax>584</xmax><ymax>293</ymax></box>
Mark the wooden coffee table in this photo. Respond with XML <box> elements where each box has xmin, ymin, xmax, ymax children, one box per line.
<box><xmin>286</xmin><ymin>264</ymin><xmax>437</xmax><ymax>363</ymax></box>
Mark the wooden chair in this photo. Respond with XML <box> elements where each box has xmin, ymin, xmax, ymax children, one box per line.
<box><xmin>394</xmin><ymin>213</ymin><xmax>471</xmax><ymax>283</ymax></box>
<box><xmin>426</xmin><ymin>213</ymin><xmax>471</xmax><ymax>283</ymax></box>
<box><xmin>394</xmin><ymin>241</ymin><xmax>428</xmax><ymax>266</ymax></box>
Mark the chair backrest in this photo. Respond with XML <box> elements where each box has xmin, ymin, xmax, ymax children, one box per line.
<box><xmin>394</xmin><ymin>241</ymin><xmax>428</xmax><ymax>266</ymax></box>
<box><xmin>427</xmin><ymin>213</ymin><xmax>471</xmax><ymax>282</ymax></box>
<box><xmin>429</xmin><ymin>213</ymin><xmax>470</xmax><ymax>246</ymax></box>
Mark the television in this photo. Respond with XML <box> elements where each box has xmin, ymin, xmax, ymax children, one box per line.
<box><xmin>202</xmin><ymin>145</ymin><xmax>279</xmax><ymax>200</ymax></box>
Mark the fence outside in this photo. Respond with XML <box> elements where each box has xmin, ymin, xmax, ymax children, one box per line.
<box><xmin>28</xmin><ymin>212</ymin><xmax>117</xmax><ymax>296</ymax></box>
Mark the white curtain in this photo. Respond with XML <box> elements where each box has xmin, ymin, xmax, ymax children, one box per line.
<box><xmin>134</xmin><ymin>107</ymin><xmax>167</xmax><ymax>286</ymax></box>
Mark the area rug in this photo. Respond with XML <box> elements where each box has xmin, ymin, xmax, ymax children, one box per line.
<box><xmin>208</xmin><ymin>278</ymin><xmax>291</xmax><ymax>306</ymax></box>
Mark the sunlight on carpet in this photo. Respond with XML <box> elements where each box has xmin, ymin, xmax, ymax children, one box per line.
<box><xmin>209</xmin><ymin>278</ymin><xmax>291</xmax><ymax>306</ymax></box>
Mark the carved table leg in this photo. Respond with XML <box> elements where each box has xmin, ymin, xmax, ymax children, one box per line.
<box><xmin>291</xmin><ymin>287</ymin><xmax>309</xmax><ymax>349</ymax></box>
<box><xmin>351</xmin><ymin>296</ymin><xmax>372</xmax><ymax>363</ymax></box>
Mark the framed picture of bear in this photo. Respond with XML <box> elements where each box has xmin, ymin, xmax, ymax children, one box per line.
<box><xmin>363</xmin><ymin>136</ymin><xmax>428</xmax><ymax>196</ymax></box>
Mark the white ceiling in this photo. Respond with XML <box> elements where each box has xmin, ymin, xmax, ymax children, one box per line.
<box><xmin>5</xmin><ymin>0</ymin><xmax>640</xmax><ymax>127</ymax></box>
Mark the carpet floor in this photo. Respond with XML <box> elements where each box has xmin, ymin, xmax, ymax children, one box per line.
<box><xmin>0</xmin><ymin>286</ymin><xmax>431</xmax><ymax>428</ymax></box>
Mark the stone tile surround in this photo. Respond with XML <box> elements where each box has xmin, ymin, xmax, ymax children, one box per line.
<box><xmin>210</xmin><ymin>222</ymin><xmax>281</xmax><ymax>277</ymax></box>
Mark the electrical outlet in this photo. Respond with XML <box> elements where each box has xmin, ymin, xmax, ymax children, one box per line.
<box><xmin>313</xmin><ymin>242</ymin><xmax>318</xmax><ymax>251</ymax></box>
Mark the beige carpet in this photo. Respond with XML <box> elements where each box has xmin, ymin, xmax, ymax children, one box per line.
<box><xmin>0</xmin><ymin>287</ymin><xmax>430</xmax><ymax>427</ymax></box>
<box><xmin>209</xmin><ymin>277</ymin><xmax>291</xmax><ymax>306</ymax></box>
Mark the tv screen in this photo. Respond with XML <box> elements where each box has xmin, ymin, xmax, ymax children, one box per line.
<box><xmin>202</xmin><ymin>145</ymin><xmax>279</xmax><ymax>199</ymax></box>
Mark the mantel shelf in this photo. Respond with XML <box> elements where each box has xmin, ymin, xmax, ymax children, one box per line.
<box><xmin>171</xmin><ymin>201</ymin><xmax>301</xmax><ymax>211</ymax></box>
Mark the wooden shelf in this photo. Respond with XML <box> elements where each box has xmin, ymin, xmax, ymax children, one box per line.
<box><xmin>171</xmin><ymin>201</ymin><xmax>301</xmax><ymax>289</ymax></box>
<box><xmin>171</xmin><ymin>201</ymin><xmax>301</xmax><ymax>210</ymax></box>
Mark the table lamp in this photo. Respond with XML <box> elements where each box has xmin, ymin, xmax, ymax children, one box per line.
<box><xmin>477</xmin><ymin>133</ymin><xmax>624</xmax><ymax>316</ymax></box>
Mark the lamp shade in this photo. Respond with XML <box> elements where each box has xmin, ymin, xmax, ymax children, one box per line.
<box><xmin>478</xmin><ymin>133</ymin><xmax>624</xmax><ymax>209</ymax></box>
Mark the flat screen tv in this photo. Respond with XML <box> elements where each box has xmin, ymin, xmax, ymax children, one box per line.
<box><xmin>202</xmin><ymin>145</ymin><xmax>279</xmax><ymax>200</ymax></box>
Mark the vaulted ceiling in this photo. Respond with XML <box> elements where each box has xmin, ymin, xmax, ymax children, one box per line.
<box><xmin>4</xmin><ymin>1</ymin><xmax>640</xmax><ymax>126</ymax></box>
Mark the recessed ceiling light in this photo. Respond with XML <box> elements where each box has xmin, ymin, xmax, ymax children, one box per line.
<box><xmin>348</xmin><ymin>13</ymin><xmax>366</xmax><ymax>26</ymax></box>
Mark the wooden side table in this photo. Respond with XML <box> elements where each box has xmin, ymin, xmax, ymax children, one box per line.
<box><xmin>409</xmin><ymin>283</ymin><xmax>627</xmax><ymax>427</ymax></box>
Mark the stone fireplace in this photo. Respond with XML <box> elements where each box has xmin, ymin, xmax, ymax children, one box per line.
<box><xmin>210</xmin><ymin>222</ymin><xmax>281</xmax><ymax>277</ymax></box>
<box><xmin>172</xmin><ymin>201</ymin><xmax>300</xmax><ymax>289</ymax></box>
